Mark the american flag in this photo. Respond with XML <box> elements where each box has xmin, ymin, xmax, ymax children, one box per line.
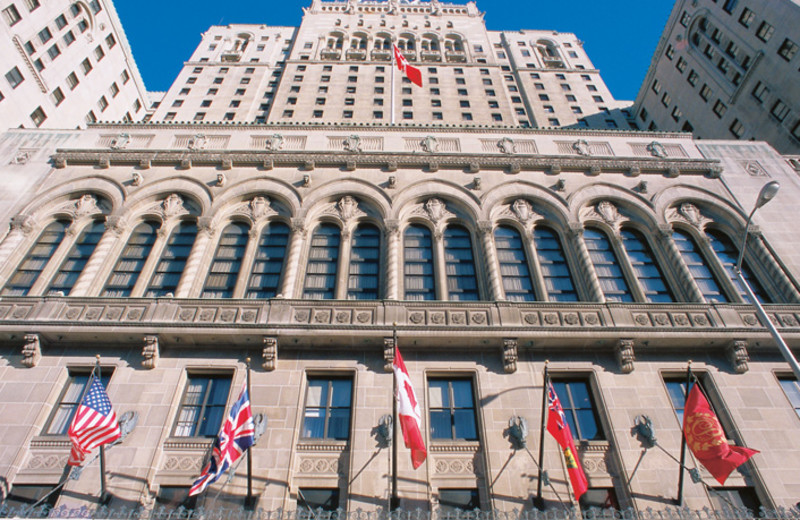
<box><xmin>67</xmin><ymin>376</ymin><xmax>121</xmax><ymax>466</ymax></box>
<box><xmin>189</xmin><ymin>384</ymin><xmax>255</xmax><ymax>496</ymax></box>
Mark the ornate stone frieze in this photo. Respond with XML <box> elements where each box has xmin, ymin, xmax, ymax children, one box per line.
<box><xmin>615</xmin><ymin>339</ymin><xmax>635</xmax><ymax>373</ymax></box>
<box><xmin>142</xmin><ymin>335</ymin><xmax>159</xmax><ymax>369</ymax></box>
<box><xmin>54</xmin><ymin>194</ymin><xmax>106</xmax><ymax>220</ymax></box>
<box><xmin>21</xmin><ymin>333</ymin><xmax>42</xmax><ymax>368</ymax></box>
<box><xmin>502</xmin><ymin>338</ymin><xmax>518</xmax><ymax>373</ymax></box>
<box><xmin>187</xmin><ymin>134</ymin><xmax>208</xmax><ymax>150</ymax></box>
<box><xmin>727</xmin><ymin>340</ymin><xmax>749</xmax><ymax>374</ymax></box>
<box><xmin>263</xmin><ymin>337</ymin><xmax>277</xmax><ymax>371</ymax></box>
<box><xmin>573</xmin><ymin>139</ymin><xmax>591</xmax><ymax>156</ymax></box>
<box><xmin>343</xmin><ymin>135</ymin><xmax>362</xmax><ymax>153</ymax></box>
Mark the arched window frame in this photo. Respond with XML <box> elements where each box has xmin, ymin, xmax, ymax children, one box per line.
<box><xmin>346</xmin><ymin>221</ymin><xmax>383</xmax><ymax>300</ymax></box>
<box><xmin>202</xmin><ymin>221</ymin><xmax>251</xmax><ymax>298</ymax></box>
<box><xmin>493</xmin><ymin>221</ymin><xmax>538</xmax><ymax>302</ymax></box>
<box><xmin>582</xmin><ymin>224</ymin><xmax>634</xmax><ymax>303</ymax></box>
<box><xmin>302</xmin><ymin>220</ymin><xmax>343</xmax><ymax>300</ymax></box>
<box><xmin>704</xmin><ymin>226</ymin><xmax>772</xmax><ymax>304</ymax></box>
<box><xmin>144</xmin><ymin>219</ymin><xmax>198</xmax><ymax>298</ymax></box>
<box><xmin>246</xmin><ymin>218</ymin><xmax>291</xmax><ymax>300</ymax></box>
<box><xmin>102</xmin><ymin>220</ymin><xmax>160</xmax><ymax>297</ymax></box>
<box><xmin>1</xmin><ymin>219</ymin><xmax>70</xmax><ymax>296</ymax></box>
<box><xmin>618</xmin><ymin>224</ymin><xmax>675</xmax><ymax>303</ymax></box>
<box><xmin>442</xmin><ymin>222</ymin><xmax>481</xmax><ymax>301</ymax></box>
<box><xmin>46</xmin><ymin>219</ymin><xmax>106</xmax><ymax>296</ymax></box>
<box><xmin>671</xmin><ymin>225</ymin><xmax>730</xmax><ymax>303</ymax></box>
<box><xmin>402</xmin><ymin>221</ymin><xmax>437</xmax><ymax>301</ymax></box>
<box><xmin>531</xmin><ymin>223</ymin><xmax>580</xmax><ymax>302</ymax></box>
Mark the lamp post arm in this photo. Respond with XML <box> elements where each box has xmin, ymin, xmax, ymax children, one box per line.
<box><xmin>735</xmin><ymin>268</ymin><xmax>800</xmax><ymax>381</ymax></box>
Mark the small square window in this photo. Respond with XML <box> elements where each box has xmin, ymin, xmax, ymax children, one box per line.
<box><xmin>751</xmin><ymin>81</ymin><xmax>769</xmax><ymax>103</ymax></box>
<box><xmin>543</xmin><ymin>105</ymin><xmax>554</xmax><ymax>113</ymax></box>
<box><xmin>186</xmin><ymin>76</ymin><xmax>196</xmax><ymax>84</ymax></box>
<box><xmin>713</xmin><ymin>99</ymin><xmax>727</xmax><ymax>117</ymax></box>
<box><xmin>282</xmin><ymin>110</ymin><xmax>293</xmax><ymax>117</ymax></box>
<box><xmin>55</xmin><ymin>14</ymin><xmax>67</xmax><ymax>29</ymax></box>
<box><xmin>373</xmin><ymin>110</ymin><xmax>383</xmax><ymax>119</ymax></box>
<box><xmin>63</xmin><ymin>30</ymin><xmax>76</xmax><ymax>46</ymax></box>
<box><xmin>346</xmin><ymin>86</ymin><xmax>356</xmax><ymax>94</ymax></box>
<box><xmin>432</xmin><ymin>111</ymin><xmax>443</xmax><ymax>120</ymax></box>
<box><xmin>430</xmin><ymin>99</ymin><xmax>440</xmax><ymax>107</ymax></box>
<box><xmin>429</xmin><ymin>378</ymin><xmax>477</xmax><ymax>440</ymax></box>
<box><xmin>771</xmin><ymin>99</ymin><xmax>790</xmax><ymax>122</ymax></box>
<box><xmin>538</xmin><ymin>94</ymin><xmax>549</xmax><ymax>101</ymax></box>
<box><xmin>315</xmin><ymin>98</ymin><xmax>326</xmax><ymax>105</ymax></box>
<box><xmin>778</xmin><ymin>39</ymin><xmax>798</xmax><ymax>61</ymax></box>
<box><xmin>5</xmin><ymin>66</ymin><xmax>24</xmax><ymax>88</ymax></box>
<box><xmin>548</xmin><ymin>118</ymin><xmax>560</xmax><ymax>126</ymax></box>
<box><xmin>343</xmin><ymin>110</ymin><xmax>353</xmax><ymax>119</ymax></box>
<box><xmin>51</xmin><ymin>87</ymin><xmax>65</xmax><ymax>106</ymax></box>
<box><xmin>94</xmin><ymin>45</ymin><xmax>105</xmax><ymax>61</ymax></box>
<box><xmin>488</xmin><ymin>101</ymin><xmax>499</xmax><ymax>109</ymax></box>
<box><xmin>2</xmin><ymin>5</ymin><xmax>22</xmax><ymax>26</ymax></box>
<box><xmin>592</xmin><ymin>95</ymin><xmax>604</xmax><ymax>102</ymax></box>
<box><xmin>491</xmin><ymin>113</ymin><xmax>502</xmax><ymax>122</ymax></box>
<box><xmin>565</xmin><ymin>94</ymin><xmax>576</xmax><ymax>102</ymax></box>
<box><xmin>700</xmin><ymin>84</ymin><xmax>712</xmax><ymax>101</ymax></box>
<box><xmin>687</xmin><ymin>70</ymin><xmax>699</xmax><ymax>86</ymax></box>
<box><xmin>459</xmin><ymin>100</ymin><xmax>470</xmax><ymax>108</ymax></box>
<box><xmin>344</xmin><ymin>98</ymin><xmax>354</xmax><ymax>106</ymax></box>
<box><xmin>402</xmin><ymin>111</ymin><xmax>413</xmax><ymax>119</ymax></box>
<box><xmin>312</xmin><ymin>110</ymin><xmax>323</xmax><ymax>118</ymax></box>
<box><xmin>98</xmin><ymin>95</ymin><xmax>108</xmax><ymax>111</ymax></box>
<box><xmin>738</xmin><ymin>8</ymin><xmax>755</xmax><ymax>28</ymax></box>
<box><xmin>729</xmin><ymin>118</ymin><xmax>744</xmax><ymax>138</ymax></box>
<box><xmin>462</xmin><ymin>112</ymin><xmax>473</xmax><ymax>121</ymax></box>
<box><xmin>105</xmin><ymin>34</ymin><xmax>116</xmax><ymax>49</ymax></box>
<box><xmin>193</xmin><ymin>112</ymin><xmax>205</xmax><ymax>121</ymax></box>
<box><xmin>756</xmin><ymin>22</ymin><xmax>774</xmax><ymax>42</ymax></box>
<box><xmin>109</xmin><ymin>82</ymin><xmax>119</xmax><ymax>97</ymax></box>
<box><xmin>38</xmin><ymin>27</ymin><xmax>52</xmax><ymax>44</ymax></box>
<box><xmin>66</xmin><ymin>72</ymin><xmax>79</xmax><ymax>90</ymax></box>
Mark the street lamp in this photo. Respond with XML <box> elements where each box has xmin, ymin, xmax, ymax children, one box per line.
<box><xmin>734</xmin><ymin>180</ymin><xmax>800</xmax><ymax>380</ymax></box>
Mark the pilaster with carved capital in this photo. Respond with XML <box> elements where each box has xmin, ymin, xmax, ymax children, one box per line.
<box><xmin>385</xmin><ymin>220</ymin><xmax>401</xmax><ymax>300</ymax></box>
<box><xmin>478</xmin><ymin>221</ymin><xmax>503</xmax><ymax>301</ymax></box>
<box><xmin>569</xmin><ymin>222</ymin><xmax>604</xmax><ymax>302</ymax></box>
<box><xmin>280</xmin><ymin>219</ymin><xmax>309</xmax><ymax>299</ymax></box>
<box><xmin>263</xmin><ymin>337</ymin><xmax>278</xmax><ymax>371</ymax></box>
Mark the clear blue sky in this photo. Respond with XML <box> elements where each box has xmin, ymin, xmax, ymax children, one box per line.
<box><xmin>115</xmin><ymin>0</ymin><xmax>675</xmax><ymax>101</ymax></box>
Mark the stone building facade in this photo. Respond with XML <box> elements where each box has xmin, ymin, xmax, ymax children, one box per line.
<box><xmin>634</xmin><ymin>0</ymin><xmax>800</xmax><ymax>154</ymax></box>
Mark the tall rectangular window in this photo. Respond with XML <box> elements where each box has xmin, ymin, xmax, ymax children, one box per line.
<box><xmin>429</xmin><ymin>378</ymin><xmax>478</xmax><ymax>441</ymax></box>
<box><xmin>2</xmin><ymin>4</ymin><xmax>22</xmax><ymax>26</ymax></box>
<box><xmin>247</xmin><ymin>222</ymin><xmax>289</xmax><ymax>299</ymax></box>
<box><xmin>778</xmin><ymin>377</ymin><xmax>800</xmax><ymax>419</ymax></box>
<box><xmin>146</xmin><ymin>222</ymin><xmax>197</xmax><ymax>297</ymax></box>
<box><xmin>44</xmin><ymin>370</ymin><xmax>112</xmax><ymax>435</ymax></box>
<box><xmin>443</xmin><ymin>226</ymin><xmax>479</xmax><ymax>301</ymax></box>
<box><xmin>174</xmin><ymin>374</ymin><xmax>232</xmax><ymax>437</ymax></box>
<box><xmin>551</xmin><ymin>379</ymin><xmax>604</xmax><ymax>440</ymax></box>
<box><xmin>103</xmin><ymin>222</ymin><xmax>158</xmax><ymax>297</ymax></box>
<box><xmin>302</xmin><ymin>377</ymin><xmax>352</xmax><ymax>440</ymax></box>
<box><xmin>5</xmin><ymin>66</ymin><xmax>24</xmax><ymax>88</ymax></box>
<box><xmin>404</xmin><ymin>225</ymin><xmax>435</xmax><ymax>300</ymax></box>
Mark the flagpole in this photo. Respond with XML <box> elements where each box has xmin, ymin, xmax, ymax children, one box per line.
<box><xmin>677</xmin><ymin>360</ymin><xmax>692</xmax><ymax>506</ymax></box>
<box><xmin>245</xmin><ymin>357</ymin><xmax>254</xmax><ymax>509</ymax></box>
<box><xmin>535</xmin><ymin>360</ymin><xmax>549</xmax><ymax>509</ymax></box>
<box><xmin>390</xmin><ymin>323</ymin><xmax>399</xmax><ymax>511</ymax></box>
<box><xmin>390</xmin><ymin>45</ymin><xmax>396</xmax><ymax>126</ymax></box>
<box><xmin>96</xmin><ymin>355</ymin><xmax>109</xmax><ymax>504</ymax></box>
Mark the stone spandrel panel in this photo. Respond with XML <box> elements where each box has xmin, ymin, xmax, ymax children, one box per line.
<box><xmin>96</xmin><ymin>133</ymin><xmax>155</xmax><ymax>149</ymax></box>
<box><xmin>171</xmin><ymin>134</ymin><xmax>231</xmax><ymax>150</ymax></box>
<box><xmin>404</xmin><ymin>137</ymin><xmax>461</xmax><ymax>153</ymax></box>
<box><xmin>250</xmin><ymin>134</ymin><xmax>307</xmax><ymax>150</ymax></box>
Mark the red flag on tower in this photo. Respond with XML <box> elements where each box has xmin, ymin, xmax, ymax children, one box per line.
<box><xmin>546</xmin><ymin>382</ymin><xmax>588</xmax><ymax>501</ymax></box>
<box><xmin>683</xmin><ymin>384</ymin><xmax>758</xmax><ymax>484</ymax></box>
<box><xmin>393</xmin><ymin>347</ymin><xmax>427</xmax><ymax>469</ymax></box>
<box><xmin>393</xmin><ymin>44</ymin><xmax>423</xmax><ymax>87</ymax></box>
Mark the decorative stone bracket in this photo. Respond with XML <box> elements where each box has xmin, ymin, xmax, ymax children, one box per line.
<box><xmin>21</xmin><ymin>333</ymin><xmax>42</xmax><ymax>368</ymax></box>
<box><xmin>142</xmin><ymin>335</ymin><xmax>159</xmax><ymax>369</ymax></box>
<box><xmin>384</xmin><ymin>336</ymin><xmax>395</xmax><ymax>373</ymax></box>
<box><xmin>727</xmin><ymin>339</ymin><xmax>749</xmax><ymax>374</ymax></box>
<box><xmin>502</xmin><ymin>338</ymin><xmax>518</xmax><ymax>373</ymax></box>
<box><xmin>615</xmin><ymin>339</ymin><xmax>635</xmax><ymax>374</ymax></box>
<box><xmin>263</xmin><ymin>337</ymin><xmax>277</xmax><ymax>371</ymax></box>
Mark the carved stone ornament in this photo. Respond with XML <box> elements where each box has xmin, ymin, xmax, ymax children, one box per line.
<box><xmin>421</xmin><ymin>135</ymin><xmax>440</xmax><ymax>153</ymax></box>
<box><xmin>727</xmin><ymin>340</ymin><xmax>750</xmax><ymax>374</ymax></box>
<box><xmin>110</xmin><ymin>133</ymin><xmax>130</xmax><ymax>150</ymax></box>
<box><xmin>21</xmin><ymin>333</ymin><xmax>42</xmax><ymax>368</ymax></box>
<box><xmin>615</xmin><ymin>339</ymin><xmax>635</xmax><ymax>374</ymax></box>
<box><xmin>248</xmin><ymin>196</ymin><xmax>275</xmax><ymax>221</ymax></box>
<box><xmin>11</xmin><ymin>150</ymin><xmax>32</xmax><ymax>165</ymax></box>
<box><xmin>337</xmin><ymin>195</ymin><xmax>363</xmax><ymax>221</ymax></box>
<box><xmin>472</xmin><ymin>177</ymin><xmax>482</xmax><ymax>190</ymax></box>
<box><xmin>265</xmin><ymin>134</ymin><xmax>285</xmax><ymax>151</ymax></box>
<box><xmin>10</xmin><ymin>215</ymin><xmax>35</xmax><ymax>235</ymax></box>
<box><xmin>511</xmin><ymin>199</ymin><xmax>539</xmax><ymax>223</ymax></box>
<box><xmin>572</xmin><ymin>139</ymin><xmax>591</xmax><ymax>156</ymax></box>
<box><xmin>384</xmin><ymin>336</ymin><xmax>396</xmax><ymax>373</ymax></box>
<box><xmin>162</xmin><ymin>194</ymin><xmax>189</xmax><ymax>218</ymax></box>
<box><xmin>646</xmin><ymin>141</ymin><xmax>667</xmax><ymax>158</ymax></box>
<box><xmin>498</xmin><ymin>137</ymin><xmax>516</xmax><ymax>154</ymax></box>
<box><xmin>263</xmin><ymin>337</ymin><xmax>277</xmax><ymax>371</ymax></box>
<box><xmin>131</xmin><ymin>171</ymin><xmax>143</xmax><ymax>186</ymax></box>
<box><xmin>141</xmin><ymin>335</ymin><xmax>159</xmax><ymax>370</ymax></box>
<box><xmin>343</xmin><ymin>135</ymin><xmax>362</xmax><ymax>153</ymax></box>
<box><xmin>502</xmin><ymin>338</ymin><xmax>518</xmax><ymax>374</ymax></box>
<box><xmin>597</xmin><ymin>201</ymin><xmax>621</xmax><ymax>224</ymax></box>
<box><xmin>74</xmin><ymin>194</ymin><xmax>100</xmax><ymax>217</ymax></box>
<box><xmin>187</xmin><ymin>134</ymin><xmax>208</xmax><ymax>151</ymax></box>
<box><xmin>423</xmin><ymin>198</ymin><xmax>454</xmax><ymax>223</ymax></box>
<box><xmin>677</xmin><ymin>203</ymin><xmax>710</xmax><ymax>230</ymax></box>
<box><xmin>388</xmin><ymin>175</ymin><xmax>397</xmax><ymax>189</ymax></box>
<box><xmin>216</xmin><ymin>173</ymin><xmax>226</xmax><ymax>187</ymax></box>
<box><xmin>105</xmin><ymin>215</ymin><xmax>127</xmax><ymax>236</ymax></box>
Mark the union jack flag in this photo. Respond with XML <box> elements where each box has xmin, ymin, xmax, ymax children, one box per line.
<box><xmin>189</xmin><ymin>384</ymin><xmax>255</xmax><ymax>496</ymax></box>
<box><xmin>67</xmin><ymin>376</ymin><xmax>121</xmax><ymax>466</ymax></box>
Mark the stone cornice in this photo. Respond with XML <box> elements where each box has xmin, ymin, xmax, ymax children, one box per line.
<box><xmin>52</xmin><ymin>149</ymin><xmax>720</xmax><ymax>177</ymax></box>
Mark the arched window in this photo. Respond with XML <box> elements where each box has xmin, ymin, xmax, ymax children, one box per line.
<box><xmin>620</xmin><ymin>228</ymin><xmax>674</xmax><ymax>303</ymax></box>
<box><xmin>494</xmin><ymin>226</ymin><xmax>535</xmax><ymax>301</ymax></box>
<box><xmin>706</xmin><ymin>229</ymin><xmax>770</xmax><ymax>303</ymax></box>
<box><xmin>534</xmin><ymin>227</ymin><xmax>578</xmax><ymax>302</ymax></box>
<box><xmin>202</xmin><ymin>223</ymin><xmax>249</xmax><ymax>298</ymax></box>
<box><xmin>146</xmin><ymin>222</ymin><xmax>197</xmax><ymax>297</ymax></box>
<box><xmin>672</xmin><ymin>229</ymin><xmax>727</xmax><ymax>302</ymax></box>
<box><xmin>2</xmin><ymin>220</ymin><xmax>68</xmax><ymax>296</ymax></box>
<box><xmin>584</xmin><ymin>228</ymin><xmax>632</xmax><ymax>302</ymax></box>
<box><xmin>103</xmin><ymin>221</ymin><xmax>158</xmax><ymax>297</ymax></box>
<box><xmin>303</xmin><ymin>223</ymin><xmax>340</xmax><ymax>300</ymax></box>
<box><xmin>404</xmin><ymin>224</ymin><xmax>435</xmax><ymax>300</ymax></box>
<box><xmin>246</xmin><ymin>222</ymin><xmax>289</xmax><ymax>299</ymax></box>
<box><xmin>47</xmin><ymin>220</ymin><xmax>105</xmax><ymax>296</ymax></box>
<box><xmin>348</xmin><ymin>224</ymin><xmax>380</xmax><ymax>300</ymax></box>
<box><xmin>444</xmin><ymin>225</ymin><xmax>479</xmax><ymax>301</ymax></box>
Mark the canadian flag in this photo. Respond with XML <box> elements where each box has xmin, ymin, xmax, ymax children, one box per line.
<box><xmin>393</xmin><ymin>44</ymin><xmax>423</xmax><ymax>87</ymax></box>
<box><xmin>393</xmin><ymin>346</ymin><xmax>427</xmax><ymax>469</ymax></box>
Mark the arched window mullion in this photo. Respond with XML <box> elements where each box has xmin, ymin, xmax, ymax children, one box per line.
<box><xmin>443</xmin><ymin>225</ymin><xmax>479</xmax><ymax>301</ymax></box>
<box><xmin>534</xmin><ymin>226</ymin><xmax>579</xmax><ymax>302</ymax></box>
<box><xmin>494</xmin><ymin>225</ymin><xmax>536</xmax><ymax>302</ymax></box>
<box><xmin>583</xmin><ymin>227</ymin><xmax>633</xmax><ymax>303</ymax></box>
<box><xmin>303</xmin><ymin>223</ymin><xmax>341</xmax><ymax>300</ymax></box>
<box><xmin>202</xmin><ymin>222</ymin><xmax>249</xmax><ymax>298</ymax></box>
<box><xmin>403</xmin><ymin>224</ymin><xmax>435</xmax><ymax>301</ymax></box>
<box><xmin>102</xmin><ymin>222</ymin><xmax>159</xmax><ymax>297</ymax></box>
<box><xmin>620</xmin><ymin>227</ymin><xmax>674</xmax><ymax>303</ymax></box>
<box><xmin>347</xmin><ymin>223</ymin><xmax>381</xmax><ymax>300</ymax></box>
<box><xmin>47</xmin><ymin>220</ymin><xmax>106</xmax><ymax>296</ymax></box>
<box><xmin>1</xmin><ymin>220</ymin><xmax>69</xmax><ymax>296</ymax></box>
<box><xmin>246</xmin><ymin>221</ymin><xmax>290</xmax><ymax>299</ymax></box>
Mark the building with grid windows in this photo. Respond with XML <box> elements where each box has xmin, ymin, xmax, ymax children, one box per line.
<box><xmin>3</xmin><ymin>0</ymin><xmax>800</xmax><ymax>518</ymax></box>
<box><xmin>0</xmin><ymin>0</ymin><xmax>150</xmax><ymax>131</ymax></box>
<box><xmin>633</xmin><ymin>0</ymin><xmax>800</xmax><ymax>154</ymax></box>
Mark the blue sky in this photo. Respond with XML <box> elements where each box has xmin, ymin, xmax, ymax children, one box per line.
<box><xmin>115</xmin><ymin>0</ymin><xmax>674</xmax><ymax>101</ymax></box>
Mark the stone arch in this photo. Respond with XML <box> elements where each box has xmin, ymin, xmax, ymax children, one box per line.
<box><xmin>120</xmin><ymin>176</ymin><xmax>212</xmax><ymax>222</ymax></box>
<box><xmin>569</xmin><ymin>182</ymin><xmax>658</xmax><ymax>234</ymax></box>
<box><xmin>300</xmin><ymin>177</ymin><xmax>391</xmax><ymax>221</ymax></box>
<box><xmin>482</xmin><ymin>180</ymin><xmax>570</xmax><ymax>226</ymax></box>
<box><xmin>16</xmin><ymin>177</ymin><xmax>123</xmax><ymax>225</ymax></box>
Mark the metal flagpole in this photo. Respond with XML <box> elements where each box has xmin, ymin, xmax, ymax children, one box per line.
<box><xmin>677</xmin><ymin>360</ymin><xmax>692</xmax><ymax>506</ymax></box>
<box><xmin>245</xmin><ymin>357</ymin><xmax>254</xmax><ymax>509</ymax></box>
<box><xmin>535</xmin><ymin>360</ymin><xmax>549</xmax><ymax>509</ymax></box>
<box><xmin>390</xmin><ymin>324</ymin><xmax>399</xmax><ymax>510</ymax></box>
<box><xmin>390</xmin><ymin>45</ymin><xmax>396</xmax><ymax>126</ymax></box>
<box><xmin>96</xmin><ymin>355</ymin><xmax>110</xmax><ymax>504</ymax></box>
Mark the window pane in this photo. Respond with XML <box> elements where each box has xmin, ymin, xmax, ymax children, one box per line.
<box><xmin>404</xmin><ymin>225</ymin><xmax>435</xmax><ymax>300</ymax></box>
<box><xmin>202</xmin><ymin>223</ymin><xmax>249</xmax><ymax>298</ymax></box>
<box><xmin>534</xmin><ymin>227</ymin><xmax>578</xmax><ymax>302</ymax></box>
<box><xmin>621</xmin><ymin>229</ymin><xmax>673</xmax><ymax>302</ymax></box>
<box><xmin>174</xmin><ymin>375</ymin><xmax>231</xmax><ymax>437</ymax></box>
<box><xmin>779</xmin><ymin>378</ymin><xmax>800</xmax><ymax>419</ymax></box>
<box><xmin>584</xmin><ymin>228</ymin><xmax>632</xmax><ymax>302</ymax></box>
<box><xmin>146</xmin><ymin>222</ymin><xmax>197</xmax><ymax>297</ymax></box>
<box><xmin>673</xmin><ymin>230</ymin><xmax>728</xmax><ymax>302</ymax></box>
<box><xmin>302</xmin><ymin>377</ymin><xmax>352</xmax><ymax>440</ymax></box>
<box><xmin>707</xmin><ymin>229</ymin><xmax>771</xmax><ymax>303</ymax></box>
<box><xmin>439</xmin><ymin>489</ymin><xmax>479</xmax><ymax>513</ymax></box>
<box><xmin>495</xmin><ymin>226</ymin><xmax>536</xmax><ymax>301</ymax></box>
<box><xmin>44</xmin><ymin>372</ymin><xmax>110</xmax><ymax>435</ymax></box>
<box><xmin>428</xmin><ymin>378</ymin><xmax>477</xmax><ymax>441</ymax></box>
<box><xmin>347</xmin><ymin>224</ymin><xmax>380</xmax><ymax>299</ymax></box>
<box><xmin>303</xmin><ymin>224</ymin><xmax>340</xmax><ymax>300</ymax></box>
<box><xmin>44</xmin><ymin>221</ymin><xmax>103</xmax><ymax>296</ymax></box>
<box><xmin>552</xmin><ymin>380</ymin><xmax>604</xmax><ymax>441</ymax></box>
<box><xmin>444</xmin><ymin>226</ymin><xmax>479</xmax><ymax>300</ymax></box>
<box><xmin>247</xmin><ymin>222</ymin><xmax>289</xmax><ymax>299</ymax></box>
<box><xmin>102</xmin><ymin>222</ymin><xmax>158</xmax><ymax>296</ymax></box>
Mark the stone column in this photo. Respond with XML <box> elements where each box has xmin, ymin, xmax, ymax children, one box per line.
<box><xmin>0</xmin><ymin>216</ymin><xmax>35</xmax><ymax>285</ymax></box>
<box><xmin>335</xmin><ymin>226</ymin><xmax>352</xmax><ymax>300</ymax></box>
<box><xmin>478</xmin><ymin>220</ymin><xmax>503</xmax><ymax>301</ymax></box>
<box><xmin>385</xmin><ymin>220</ymin><xmax>401</xmax><ymax>300</ymax></box>
<box><xmin>232</xmin><ymin>226</ymin><xmax>261</xmax><ymax>298</ymax></box>
<box><xmin>569</xmin><ymin>223</ymin><xmax>604</xmax><ymax>302</ymax></box>
<box><xmin>433</xmin><ymin>228</ymin><xmax>448</xmax><ymax>300</ymax></box>
<box><xmin>175</xmin><ymin>217</ymin><xmax>214</xmax><ymax>298</ymax></box>
<box><xmin>657</xmin><ymin>225</ymin><xmax>704</xmax><ymax>303</ymax></box>
<box><xmin>69</xmin><ymin>216</ymin><xmax>127</xmax><ymax>297</ymax></box>
<box><xmin>279</xmin><ymin>218</ymin><xmax>307</xmax><ymax>299</ymax></box>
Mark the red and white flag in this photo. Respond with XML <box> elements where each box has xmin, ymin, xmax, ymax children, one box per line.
<box><xmin>67</xmin><ymin>376</ymin><xmax>121</xmax><ymax>466</ymax></box>
<box><xmin>393</xmin><ymin>346</ymin><xmax>427</xmax><ymax>469</ymax></box>
<box><xmin>393</xmin><ymin>44</ymin><xmax>423</xmax><ymax>87</ymax></box>
<box><xmin>546</xmin><ymin>382</ymin><xmax>588</xmax><ymax>501</ymax></box>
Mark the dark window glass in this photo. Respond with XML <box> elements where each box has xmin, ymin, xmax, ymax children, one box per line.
<box><xmin>146</xmin><ymin>222</ymin><xmax>197</xmax><ymax>297</ymax></box>
<box><xmin>534</xmin><ymin>227</ymin><xmax>578</xmax><ymax>302</ymax></box>
<box><xmin>404</xmin><ymin>224</ymin><xmax>435</xmax><ymax>300</ymax></box>
<box><xmin>429</xmin><ymin>378</ymin><xmax>477</xmax><ymax>441</ymax></box>
<box><xmin>298</xmin><ymin>488</ymin><xmax>340</xmax><ymax>514</ymax></box>
<box><xmin>444</xmin><ymin>226</ymin><xmax>479</xmax><ymax>301</ymax></box>
<box><xmin>347</xmin><ymin>224</ymin><xmax>380</xmax><ymax>300</ymax></box>
<box><xmin>103</xmin><ymin>222</ymin><xmax>158</xmax><ymax>297</ymax></box>
<box><xmin>621</xmin><ymin>228</ymin><xmax>673</xmax><ymax>302</ymax></box>
<box><xmin>202</xmin><ymin>223</ymin><xmax>249</xmax><ymax>298</ymax></box>
<box><xmin>551</xmin><ymin>380</ymin><xmax>604</xmax><ymax>440</ymax></box>
<box><xmin>247</xmin><ymin>222</ymin><xmax>289</xmax><ymax>299</ymax></box>
<box><xmin>439</xmin><ymin>489</ymin><xmax>479</xmax><ymax>514</ymax></box>
<box><xmin>3</xmin><ymin>485</ymin><xmax>60</xmax><ymax>512</ymax></box>
<box><xmin>3</xmin><ymin>220</ymin><xmax>68</xmax><ymax>296</ymax></box>
<box><xmin>709</xmin><ymin>488</ymin><xmax>760</xmax><ymax>514</ymax></box>
<box><xmin>48</xmin><ymin>220</ymin><xmax>105</xmax><ymax>295</ymax></box>
<box><xmin>302</xmin><ymin>377</ymin><xmax>352</xmax><ymax>440</ymax></box>
<box><xmin>303</xmin><ymin>223</ymin><xmax>340</xmax><ymax>300</ymax></box>
<box><xmin>494</xmin><ymin>226</ymin><xmax>536</xmax><ymax>301</ymax></box>
<box><xmin>174</xmin><ymin>374</ymin><xmax>231</xmax><ymax>437</ymax></box>
<box><xmin>584</xmin><ymin>228</ymin><xmax>632</xmax><ymax>302</ymax></box>
<box><xmin>673</xmin><ymin>230</ymin><xmax>728</xmax><ymax>302</ymax></box>
<box><xmin>778</xmin><ymin>378</ymin><xmax>800</xmax><ymax>420</ymax></box>
<box><xmin>706</xmin><ymin>229</ymin><xmax>770</xmax><ymax>303</ymax></box>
